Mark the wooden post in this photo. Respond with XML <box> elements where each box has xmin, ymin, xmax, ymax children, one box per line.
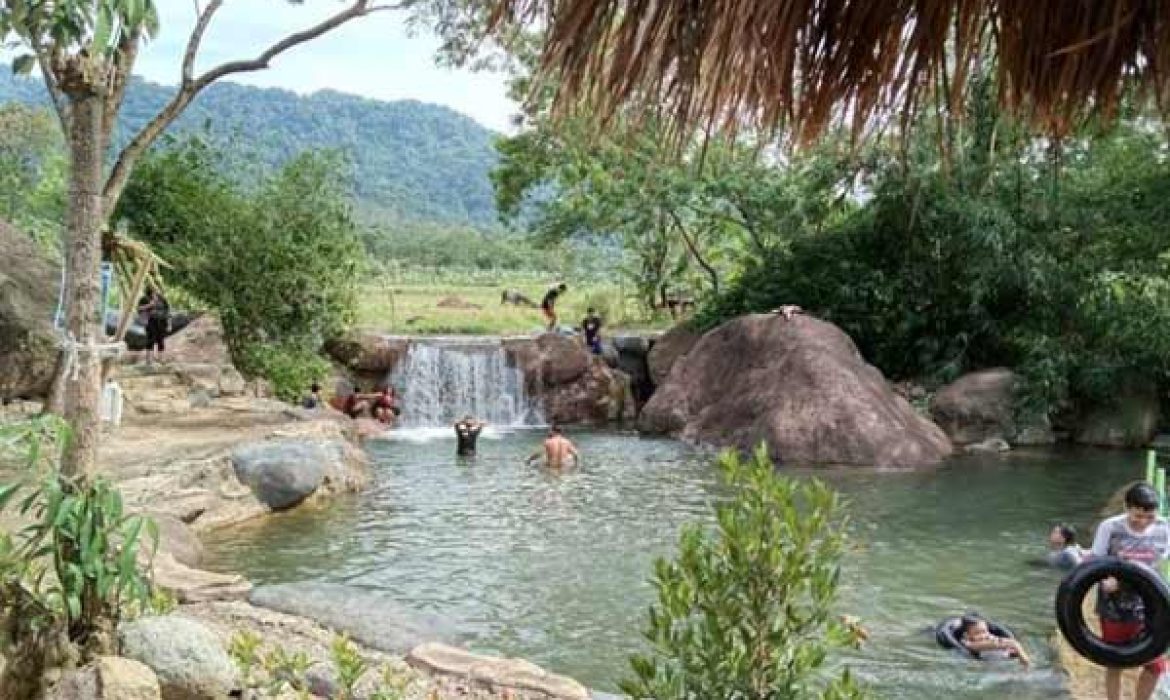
<box><xmin>115</xmin><ymin>259</ymin><xmax>150</xmax><ymax>342</ymax></box>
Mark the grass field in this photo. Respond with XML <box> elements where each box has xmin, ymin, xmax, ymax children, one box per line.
<box><xmin>355</xmin><ymin>275</ymin><xmax>678</xmax><ymax>336</ymax></box>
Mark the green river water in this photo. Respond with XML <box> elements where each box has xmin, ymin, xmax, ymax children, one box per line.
<box><xmin>201</xmin><ymin>428</ymin><xmax>1146</xmax><ymax>698</ymax></box>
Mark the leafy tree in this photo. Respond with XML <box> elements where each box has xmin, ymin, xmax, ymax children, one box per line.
<box><xmin>621</xmin><ymin>445</ymin><xmax>867</xmax><ymax>700</ymax></box>
<box><xmin>0</xmin><ymin>102</ymin><xmax>62</xmax><ymax>224</ymax></box>
<box><xmin>116</xmin><ymin>137</ymin><xmax>365</xmax><ymax>400</ymax></box>
<box><xmin>0</xmin><ymin>0</ymin><xmax>432</xmax><ymax>478</ymax></box>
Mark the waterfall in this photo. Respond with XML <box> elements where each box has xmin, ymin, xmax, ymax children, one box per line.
<box><xmin>387</xmin><ymin>338</ymin><xmax>543</xmax><ymax>428</ymax></box>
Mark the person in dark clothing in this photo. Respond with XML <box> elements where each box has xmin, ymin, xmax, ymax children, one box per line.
<box><xmin>541</xmin><ymin>283</ymin><xmax>567</xmax><ymax>331</ymax></box>
<box><xmin>454</xmin><ymin>415</ymin><xmax>486</xmax><ymax>456</ymax></box>
<box><xmin>137</xmin><ymin>288</ymin><xmax>170</xmax><ymax>363</ymax></box>
<box><xmin>302</xmin><ymin>383</ymin><xmax>323</xmax><ymax>409</ymax></box>
<box><xmin>581</xmin><ymin>307</ymin><xmax>603</xmax><ymax>355</ymax></box>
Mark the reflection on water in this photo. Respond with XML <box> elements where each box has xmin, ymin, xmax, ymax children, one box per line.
<box><xmin>202</xmin><ymin>429</ymin><xmax>1142</xmax><ymax>697</ymax></box>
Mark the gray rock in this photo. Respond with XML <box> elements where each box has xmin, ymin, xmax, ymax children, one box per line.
<box><xmin>119</xmin><ymin>615</ymin><xmax>239</xmax><ymax>700</ymax></box>
<box><xmin>0</xmin><ymin>220</ymin><xmax>59</xmax><ymax>401</ymax></box>
<box><xmin>612</xmin><ymin>335</ymin><xmax>650</xmax><ymax>354</ymax></box>
<box><xmin>929</xmin><ymin>369</ymin><xmax>1017</xmax><ymax>445</ymax></box>
<box><xmin>47</xmin><ymin>656</ymin><xmax>161</xmax><ymax>700</ymax></box>
<box><xmin>231</xmin><ymin>439</ymin><xmax>331</xmax><ymax>510</ymax></box>
<box><xmin>964</xmin><ymin>437</ymin><xmax>1011</xmax><ymax>454</ymax></box>
<box><xmin>151</xmin><ymin>513</ymin><xmax>205</xmax><ymax>567</ymax></box>
<box><xmin>1075</xmin><ymin>382</ymin><xmax>1160</xmax><ymax>448</ymax></box>
<box><xmin>249</xmin><ymin>582</ymin><xmax>454</xmax><ymax>654</ymax></box>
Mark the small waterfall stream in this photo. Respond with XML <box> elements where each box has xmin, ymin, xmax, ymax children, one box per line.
<box><xmin>387</xmin><ymin>338</ymin><xmax>543</xmax><ymax>428</ymax></box>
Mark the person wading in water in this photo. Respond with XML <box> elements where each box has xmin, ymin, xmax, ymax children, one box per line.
<box><xmin>454</xmin><ymin>415</ymin><xmax>486</xmax><ymax>457</ymax></box>
<box><xmin>525</xmin><ymin>425</ymin><xmax>580</xmax><ymax>469</ymax></box>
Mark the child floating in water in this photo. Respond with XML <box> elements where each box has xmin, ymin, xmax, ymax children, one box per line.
<box><xmin>959</xmin><ymin>614</ymin><xmax>1031</xmax><ymax>668</ymax></box>
<box><xmin>1047</xmin><ymin>523</ymin><xmax>1086</xmax><ymax>570</ymax></box>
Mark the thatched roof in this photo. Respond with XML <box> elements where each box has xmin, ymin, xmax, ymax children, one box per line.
<box><xmin>494</xmin><ymin>0</ymin><xmax>1170</xmax><ymax>141</ymax></box>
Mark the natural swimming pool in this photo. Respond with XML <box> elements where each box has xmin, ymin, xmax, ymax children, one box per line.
<box><xmin>202</xmin><ymin>428</ymin><xmax>1141</xmax><ymax>698</ymax></box>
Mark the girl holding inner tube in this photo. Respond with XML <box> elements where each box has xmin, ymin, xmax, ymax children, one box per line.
<box><xmin>1088</xmin><ymin>482</ymin><xmax>1170</xmax><ymax>700</ymax></box>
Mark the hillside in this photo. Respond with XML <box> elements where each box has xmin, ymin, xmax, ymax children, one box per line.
<box><xmin>0</xmin><ymin>71</ymin><xmax>500</xmax><ymax>226</ymax></box>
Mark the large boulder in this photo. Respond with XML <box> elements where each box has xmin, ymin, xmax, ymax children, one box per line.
<box><xmin>1075</xmin><ymin>382</ymin><xmax>1160</xmax><ymax>448</ymax></box>
<box><xmin>639</xmin><ymin>314</ymin><xmax>952</xmax><ymax>467</ymax></box>
<box><xmin>505</xmin><ymin>334</ymin><xmax>633</xmax><ymax>424</ymax></box>
<box><xmin>119</xmin><ymin>615</ymin><xmax>239</xmax><ymax>700</ymax></box>
<box><xmin>0</xmin><ymin>220</ymin><xmax>59</xmax><ymax>401</ymax></box>
<box><xmin>231</xmin><ymin>439</ymin><xmax>333</xmax><ymax>510</ymax></box>
<box><xmin>647</xmin><ymin>324</ymin><xmax>701</xmax><ymax>387</ymax></box>
<box><xmin>163</xmin><ymin>315</ymin><xmax>231</xmax><ymax>366</ymax></box>
<box><xmin>929</xmin><ymin>368</ymin><xmax>1017</xmax><ymax>445</ymax></box>
<box><xmin>47</xmin><ymin>656</ymin><xmax>161</xmax><ymax>700</ymax></box>
<box><xmin>324</xmin><ymin>333</ymin><xmax>409</xmax><ymax>383</ymax></box>
<box><xmin>408</xmin><ymin>642</ymin><xmax>590</xmax><ymax>700</ymax></box>
<box><xmin>250</xmin><ymin>582</ymin><xmax>455</xmax><ymax>654</ymax></box>
<box><xmin>151</xmin><ymin>513</ymin><xmax>204</xmax><ymax>568</ymax></box>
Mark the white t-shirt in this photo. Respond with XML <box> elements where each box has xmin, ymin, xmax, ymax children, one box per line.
<box><xmin>1090</xmin><ymin>513</ymin><xmax>1170</xmax><ymax>621</ymax></box>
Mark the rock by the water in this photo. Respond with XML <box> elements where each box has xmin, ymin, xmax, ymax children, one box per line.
<box><xmin>324</xmin><ymin>333</ymin><xmax>409</xmax><ymax>377</ymax></box>
<box><xmin>929</xmin><ymin>369</ymin><xmax>1017</xmax><ymax>445</ymax></box>
<box><xmin>47</xmin><ymin>656</ymin><xmax>161</xmax><ymax>700</ymax></box>
<box><xmin>230</xmin><ymin>440</ymin><xmax>332</xmax><ymax>510</ymax></box>
<box><xmin>249</xmin><ymin>582</ymin><xmax>454</xmax><ymax>654</ymax></box>
<box><xmin>506</xmin><ymin>334</ymin><xmax>633</xmax><ymax>424</ymax></box>
<box><xmin>647</xmin><ymin>325</ymin><xmax>700</xmax><ymax>387</ymax></box>
<box><xmin>0</xmin><ymin>220</ymin><xmax>59</xmax><ymax>401</ymax></box>
<box><xmin>964</xmin><ymin>437</ymin><xmax>1011</xmax><ymax>454</ymax></box>
<box><xmin>639</xmin><ymin>314</ymin><xmax>952</xmax><ymax>467</ymax></box>
<box><xmin>1014</xmin><ymin>414</ymin><xmax>1056</xmax><ymax>446</ymax></box>
<box><xmin>148</xmin><ymin>513</ymin><xmax>205</xmax><ymax>568</ymax></box>
<box><xmin>1075</xmin><ymin>383</ymin><xmax>1160</xmax><ymax>448</ymax></box>
<box><xmin>407</xmin><ymin>642</ymin><xmax>590</xmax><ymax>700</ymax></box>
<box><xmin>119</xmin><ymin>615</ymin><xmax>239</xmax><ymax>700</ymax></box>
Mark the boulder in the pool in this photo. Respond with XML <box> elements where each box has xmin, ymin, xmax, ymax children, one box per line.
<box><xmin>249</xmin><ymin>582</ymin><xmax>454</xmax><ymax>654</ymax></box>
<box><xmin>324</xmin><ymin>333</ymin><xmax>409</xmax><ymax>376</ymax></box>
<box><xmin>1074</xmin><ymin>381</ymin><xmax>1160</xmax><ymax>448</ymax></box>
<box><xmin>230</xmin><ymin>439</ymin><xmax>348</xmax><ymax>510</ymax></box>
<box><xmin>929</xmin><ymin>368</ymin><xmax>1017</xmax><ymax>445</ymax></box>
<box><xmin>118</xmin><ymin>615</ymin><xmax>239</xmax><ymax>700</ymax></box>
<box><xmin>505</xmin><ymin>334</ymin><xmax>633</xmax><ymax>424</ymax></box>
<box><xmin>638</xmin><ymin>313</ymin><xmax>952</xmax><ymax>467</ymax></box>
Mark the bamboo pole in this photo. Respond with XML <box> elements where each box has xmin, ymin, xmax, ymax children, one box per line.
<box><xmin>1148</xmin><ymin>450</ymin><xmax>1157</xmax><ymax>487</ymax></box>
<box><xmin>116</xmin><ymin>259</ymin><xmax>151</xmax><ymax>342</ymax></box>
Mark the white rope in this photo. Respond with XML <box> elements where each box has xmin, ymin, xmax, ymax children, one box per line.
<box><xmin>56</xmin><ymin>332</ymin><xmax>126</xmax><ymax>382</ymax></box>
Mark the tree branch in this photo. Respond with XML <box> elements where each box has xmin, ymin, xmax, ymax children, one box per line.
<box><xmin>182</xmin><ymin>0</ymin><xmax>224</xmax><ymax>85</ymax></box>
<box><xmin>33</xmin><ymin>45</ymin><xmax>70</xmax><ymax>134</ymax></box>
<box><xmin>667</xmin><ymin>208</ymin><xmax>720</xmax><ymax>294</ymax></box>
<box><xmin>101</xmin><ymin>0</ymin><xmax>400</xmax><ymax>218</ymax></box>
<box><xmin>103</xmin><ymin>30</ymin><xmax>142</xmax><ymax>150</ymax></box>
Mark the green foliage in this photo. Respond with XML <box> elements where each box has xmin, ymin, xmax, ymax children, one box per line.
<box><xmin>116</xmin><ymin>136</ymin><xmax>363</xmax><ymax>395</ymax></box>
<box><xmin>0</xmin><ymin>416</ymin><xmax>157</xmax><ymax>665</ymax></box>
<box><xmin>621</xmin><ymin>445</ymin><xmax>867</xmax><ymax>700</ymax></box>
<box><xmin>262</xmin><ymin>645</ymin><xmax>312</xmax><ymax>695</ymax></box>
<box><xmin>0</xmin><ymin>69</ymin><xmax>500</xmax><ymax>226</ymax></box>
<box><xmin>228</xmin><ymin>630</ymin><xmax>264</xmax><ymax>686</ymax></box>
<box><xmin>330</xmin><ymin>634</ymin><xmax>368</xmax><ymax>700</ymax></box>
<box><xmin>234</xmin><ymin>343</ymin><xmax>331</xmax><ymax>404</ymax></box>
<box><xmin>0</xmin><ymin>102</ymin><xmax>65</xmax><ymax>249</ymax></box>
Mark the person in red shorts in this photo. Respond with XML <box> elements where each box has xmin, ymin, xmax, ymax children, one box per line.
<box><xmin>1089</xmin><ymin>482</ymin><xmax>1170</xmax><ymax>700</ymax></box>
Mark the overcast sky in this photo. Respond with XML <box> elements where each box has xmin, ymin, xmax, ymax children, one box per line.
<box><xmin>134</xmin><ymin>0</ymin><xmax>518</xmax><ymax>132</ymax></box>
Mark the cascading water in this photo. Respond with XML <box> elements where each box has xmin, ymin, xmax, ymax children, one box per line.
<box><xmin>387</xmin><ymin>338</ymin><xmax>543</xmax><ymax>428</ymax></box>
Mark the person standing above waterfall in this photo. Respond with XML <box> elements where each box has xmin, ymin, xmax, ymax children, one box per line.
<box><xmin>581</xmin><ymin>307</ymin><xmax>603</xmax><ymax>355</ymax></box>
<box><xmin>541</xmin><ymin>283</ymin><xmax>567</xmax><ymax>332</ymax></box>
<box><xmin>454</xmin><ymin>415</ymin><xmax>486</xmax><ymax>457</ymax></box>
<box><xmin>526</xmin><ymin>425</ymin><xmax>580</xmax><ymax>469</ymax></box>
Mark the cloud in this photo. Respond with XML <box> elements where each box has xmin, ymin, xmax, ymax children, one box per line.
<box><xmin>135</xmin><ymin>0</ymin><xmax>519</xmax><ymax>132</ymax></box>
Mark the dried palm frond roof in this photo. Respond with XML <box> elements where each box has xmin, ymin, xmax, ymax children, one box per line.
<box><xmin>492</xmin><ymin>0</ymin><xmax>1170</xmax><ymax>142</ymax></box>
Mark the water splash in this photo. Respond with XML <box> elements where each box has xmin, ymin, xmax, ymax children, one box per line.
<box><xmin>387</xmin><ymin>338</ymin><xmax>543</xmax><ymax>428</ymax></box>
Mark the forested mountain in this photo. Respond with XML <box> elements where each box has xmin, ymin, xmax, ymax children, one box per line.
<box><xmin>0</xmin><ymin>70</ymin><xmax>500</xmax><ymax>226</ymax></box>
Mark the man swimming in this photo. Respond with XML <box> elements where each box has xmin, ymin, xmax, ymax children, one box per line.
<box><xmin>525</xmin><ymin>425</ymin><xmax>580</xmax><ymax>469</ymax></box>
<box><xmin>541</xmin><ymin>283</ymin><xmax>567</xmax><ymax>331</ymax></box>
<box><xmin>454</xmin><ymin>415</ymin><xmax>486</xmax><ymax>457</ymax></box>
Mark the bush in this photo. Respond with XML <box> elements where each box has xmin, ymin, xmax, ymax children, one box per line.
<box><xmin>0</xmin><ymin>417</ymin><xmax>158</xmax><ymax>697</ymax></box>
<box><xmin>621</xmin><ymin>445</ymin><xmax>867</xmax><ymax>700</ymax></box>
<box><xmin>234</xmin><ymin>343</ymin><xmax>331</xmax><ymax>404</ymax></box>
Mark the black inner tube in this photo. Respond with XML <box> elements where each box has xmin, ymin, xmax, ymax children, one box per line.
<box><xmin>935</xmin><ymin>616</ymin><xmax>1015</xmax><ymax>659</ymax></box>
<box><xmin>1055</xmin><ymin>558</ymin><xmax>1170</xmax><ymax>668</ymax></box>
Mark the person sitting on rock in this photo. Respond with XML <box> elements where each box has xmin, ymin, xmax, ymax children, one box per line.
<box><xmin>771</xmin><ymin>304</ymin><xmax>803</xmax><ymax>321</ymax></box>
<box><xmin>372</xmin><ymin>385</ymin><xmax>401</xmax><ymax>425</ymax></box>
<box><xmin>302</xmin><ymin>382</ymin><xmax>323</xmax><ymax>410</ymax></box>
<box><xmin>454</xmin><ymin>415</ymin><xmax>486</xmax><ymax>456</ymax></box>
<box><xmin>581</xmin><ymin>307</ymin><xmax>603</xmax><ymax>355</ymax></box>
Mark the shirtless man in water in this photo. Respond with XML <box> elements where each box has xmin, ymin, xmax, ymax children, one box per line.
<box><xmin>525</xmin><ymin>425</ymin><xmax>580</xmax><ymax>469</ymax></box>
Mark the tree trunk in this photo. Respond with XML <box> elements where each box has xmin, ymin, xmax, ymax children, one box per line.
<box><xmin>59</xmin><ymin>91</ymin><xmax>106</xmax><ymax>479</ymax></box>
